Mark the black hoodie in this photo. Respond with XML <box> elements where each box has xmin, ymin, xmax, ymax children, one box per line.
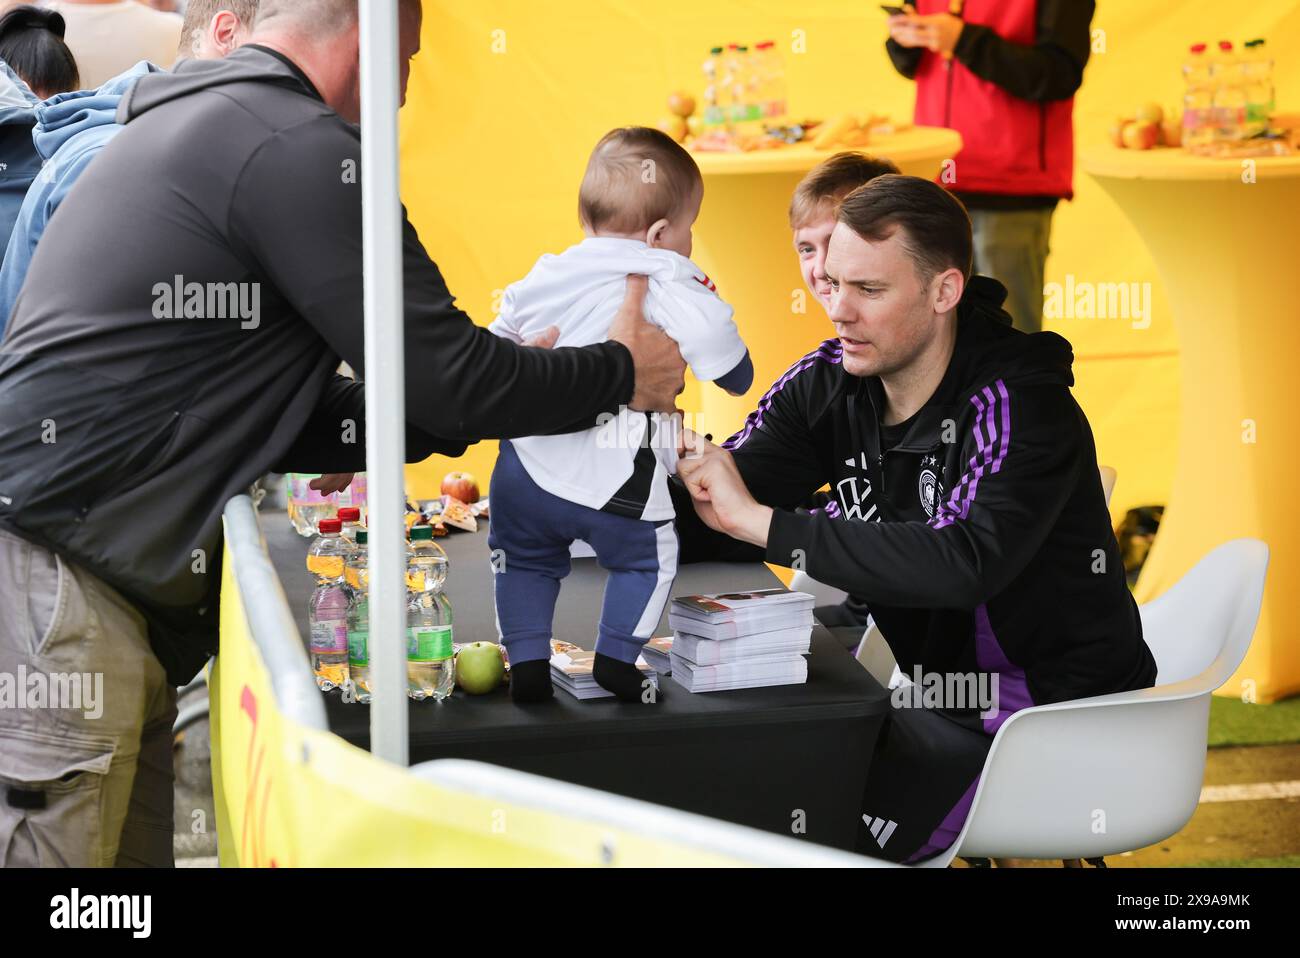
<box><xmin>0</xmin><ymin>47</ymin><xmax>634</xmax><ymax>683</ymax></box>
<box><xmin>674</xmin><ymin>277</ymin><xmax>1156</xmax><ymax>725</ymax></box>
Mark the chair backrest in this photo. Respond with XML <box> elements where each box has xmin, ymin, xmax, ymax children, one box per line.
<box><xmin>1138</xmin><ymin>539</ymin><xmax>1268</xmax><ymax>687</ymax></box>
<box><xmin>1099</xmin><ymin>465</ymin><xmax>1117</xmax><ymax>505</ymax></box>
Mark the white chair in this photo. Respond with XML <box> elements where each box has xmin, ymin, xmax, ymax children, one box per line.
<box><xmin>912</xmin><ymin>538</ymin><xmax>1269</xmax><ymax>867</ymax></box>
<box><xmin>1099</xmin><ymin>465</ymin><xmax>1118</xmax><ymax>505</ymax></box>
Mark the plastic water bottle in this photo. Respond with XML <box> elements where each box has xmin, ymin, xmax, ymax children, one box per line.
<box><xmin>728</xmin><ymin>45</ymin><xmax>761</xmax><ymax>134</ymax></box>
<box><xmin>755</xmin><ymin>40</ymin><xmax>787</xmax><ymax>122</ymax></box>
<box><xmin>1210</xmin><ymin>40</ymin><xmax>1246</xmax><ymax>143</ymax></box>
<box><xmin>406</xmin><ymin>525</ymin><xmax>454</xmax><ymax>701</ymax></box>
<box><xmin>702</xmin><ymin>46</ymin><xmax>726</xmax><ymax>130</ymax></box>
<box><xmin>345</xmin><ymin>529</ymin><xmax>371</xmax><ymax>703</ymax></box>
<box><xmin>307</xmin><ymin>518</ymin><xmax>351</xmax><ymax>691</ymax></box>
<box><xmin>337</xmin><ymin>473</ymin><xmax>368</xmax><ymax>524</ymax></box>
<box><xmin>1181</xmin><ymin>43</ymin><xmax>1215</xmax><ymax>151</ymax></box>
<box><xmin>338</xmin><ymin>506</ymin><xmax>362</xmax><ymax>545</ymax></box>
<box><xmin>288</xmin><ymin>473</ymin><xmax>337</xmax><ymax>537</ymax></box>
<box><xmin>722</xmin><ymin>43</ymin><xmax>745</xmax><ymax>130</ymax></box>
<box><xmin>1241</xmin><ymin>39</ymin><xmax>1274</xmax><ymax>138</ymax></box>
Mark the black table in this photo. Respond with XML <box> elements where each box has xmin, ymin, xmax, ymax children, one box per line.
<box><xmin>264</xmin><ymin>508</ymin><xmax>889</xmax><ymax>850</ymax></box>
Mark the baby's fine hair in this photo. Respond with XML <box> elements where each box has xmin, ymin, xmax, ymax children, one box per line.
<box><xmin>578</xmin><ymin>127</ymin><xmax>702</xmax><ymax>235</ymax></box>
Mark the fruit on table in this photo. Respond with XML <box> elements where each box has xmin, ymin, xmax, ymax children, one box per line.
<box><xmin>686</xmin><ymin>114</ymin><xmax>704</xmax><ymax>138</ymax></box>
<box><xmin>813</xmin><ymin>113</ymin><xmax>860</xmax><ymax>150</ymax></box>
<box><xmin>657</xmin><ymin>114</ymin><xmax>689</xmax><ymax>143</ymax></box>
<box><xmin>1135</xmin><ymin>102</ymin><xmax>1164</xmax><ymax>126</ymax></box>
<box><xmin>456</xmin><ymin>642</ymin><xmax>506</xmax><ymax>694</ymax></box>
<box><xmin>841</xmin><ymin>126</ymin><xmax>872</xmax><ymax>148</ymax></box>
<box><xmin>1161</xmin><ymin>116</ymin><xmax>1182</xmax><ymax>147</ymax></box>
<box><xmin>441</xmin><ymin>471</ymin><xmax>480</xmax><ymax>504</ymax></box>
<box><xmin>667</xmin><ymin>91</ymin><xmax>696</xmax><ymax>118</ymax></box>
<box><xmin>1109</xmin><ymin>117</ymin><xmax>1134</xmax><ymax>148</ymax></box>
<box><xmin>1121</xmin><ymin>120</ymin><xmax>1160</xmax><ymax>150</ymax></box>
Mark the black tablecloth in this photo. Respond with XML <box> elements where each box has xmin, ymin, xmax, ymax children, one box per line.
<box><xmin>264</xmin><ymin>508</ymin><xmax>889</xmax><ymax>849</ymax></box>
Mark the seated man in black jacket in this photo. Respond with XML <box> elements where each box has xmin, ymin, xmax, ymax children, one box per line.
<box><xmin>674</xmin><ymin>174</ymin><xmax>1155</xmax><ymax>864</ymax></box>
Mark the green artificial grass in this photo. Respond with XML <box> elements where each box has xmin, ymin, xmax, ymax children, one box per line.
<box><xmin>1208</xmin><ymin>695</ymin><xmax>1300</xmax><ymax>748</ymax></box>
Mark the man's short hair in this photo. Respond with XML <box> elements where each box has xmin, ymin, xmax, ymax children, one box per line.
<box><xmin>578</xmin><ymin>126</ymin><xmax>702</xmax><ymax>235</ymax></box>
<box><xmin>254</xmin><ymin>0</ymin><xmax>419</xmax><ymax>35</ymax></box>
<box><xmin>789</xmin><ymin>152</ymin><xmax>900</xmax><ymax>229</ymax></box>
<box><xmin>837</xmin><ymin>174</ymin><xmax>973</xmax><ymax>282</ymax></box>
<box><xmin>179</xmin><ymin>0</ymin><xmax>260</xmax><ymax>55</ymax></box>
<box><xmin>254</xmin><ymin>0</ymin><xmax>356</xmax><ymax>33</ymax></box>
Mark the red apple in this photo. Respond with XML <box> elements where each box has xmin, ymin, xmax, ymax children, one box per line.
<box><xmin>1121</xmin><ymin>121</ymin><xmax>1159</xmax><ymax>151</ymax></box>
<box><xmin>441</xmin><ymin>471</ymin><xmax>480</xmax><ymax>504</ymax></box>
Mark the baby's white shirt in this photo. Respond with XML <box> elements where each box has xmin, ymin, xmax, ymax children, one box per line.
<box><xmin>489</xmin><ymin>236</ymin><xmax>747</xmax><ymax>521</ymax></box>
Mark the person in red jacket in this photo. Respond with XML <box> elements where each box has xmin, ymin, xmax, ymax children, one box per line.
<box><xmin>885</xmin><ymin>0</ymin><xmax>1096</xmax><ymax>333</ymax></box>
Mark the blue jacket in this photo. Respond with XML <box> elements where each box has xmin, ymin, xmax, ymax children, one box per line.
<box><xmin>0</xmin><ymin>61</ymin><xmax>161</xmax><ymax>334</ymax></box>
<box><xmin>0</xmin><ymin>58</ymin><xmax>40</xmax><ymax>311</ymax></box>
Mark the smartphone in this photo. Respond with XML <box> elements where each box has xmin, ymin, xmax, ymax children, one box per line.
<box><xmin>880</xmin><ymin>4</ymin><xmax>907</xmax><ymax>14</ymax></box>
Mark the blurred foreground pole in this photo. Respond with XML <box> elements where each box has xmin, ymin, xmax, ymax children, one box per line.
<box><xmin>360</xmin><ymin>0</ymin><xmax>408</xmax><ymax>766</ymax></box>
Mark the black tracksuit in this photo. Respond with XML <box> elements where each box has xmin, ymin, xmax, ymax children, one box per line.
<box><xmin>673</xmin><ymin>277</ymin><xmax>1156</xmax><ymax>862</ymax></box>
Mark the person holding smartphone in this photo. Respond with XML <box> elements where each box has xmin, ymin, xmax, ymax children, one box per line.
<box><xmin>884</xmin><ymin>1</ymin><xmax>1096</xmax><ymax>333</ymax></box>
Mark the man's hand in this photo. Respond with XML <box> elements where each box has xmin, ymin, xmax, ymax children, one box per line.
<box><xmin>914</xmin><ymin>12</ymin><xmax>964</xmax><ymax>56</ymax></box>
<box><xmin>887</xmin><ymin>4</ymin><xmax>927</xmax><ymax>48</ymax></box>
<box><xmin>523</xmin><ymin>325</ymin><xmax>560</xmax><ymax>349</ymax></box>
<box><xmin>677</xmin><ymin>427</ymin><xmax>773</xmax><ymax>547</ymax></box>
<box><xmin>310</xmin><ymin>473</ymin><xmax>354</xmax><ymax>496</ymax></box>
<box><xmin>608</xmin><ymin>274</ymin><xmax>686</xmax><ymax>413</ymax></box>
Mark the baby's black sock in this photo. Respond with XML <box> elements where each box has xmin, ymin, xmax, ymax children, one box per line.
<box><xmin>593</xmin><ymin>652</ymin><xmax>659</xmax><ymax>704</ymax></box>
<box><xmin>510</xmin><ymin>658</ymin><xmax>554</xmax><ymax>703</ymax></box>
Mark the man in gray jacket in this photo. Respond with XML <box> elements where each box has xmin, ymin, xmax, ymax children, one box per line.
<box><xmin>0</xmin><ymin>0</ymin><xmax>683</xmax><ymax>866</ymax></box>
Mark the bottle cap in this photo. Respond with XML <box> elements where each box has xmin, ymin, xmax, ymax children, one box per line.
<box><xmin>318</xmin><ymin>518</ymin><xmax>342</xmax><ymax>534</ymax></box>
<box><xmin>1245</xmin><ymin>38</ymin><xmax>1265</xmax><ymax>47</ymax></box>
<box><xmin>710</xmin><ymin>46</ymin><xmax>723</xmax><ymax>54</ymax></box>
<box><xmin>1190</xmin><ymin>42</ymin><xmax>1207</xmax><ymax>53</ymax></box>
<box><xmin>338</xmin><ymin>507</ymin><xmax>361</xmax><ymax>522</ymax></box>
<box><xmin>411</xmin><ymin>525</ymin><xmax>434</xmax><ymax>541</ymax></box>
<box><xmin>356</xmin><ymin>529</ymin><xmax>368</xmax><ymax>545</ymax></box>
<box><xmin>1218</xmin><ymin>40</ymin><xmax>1233</xmax><ymax>51</ymax></box>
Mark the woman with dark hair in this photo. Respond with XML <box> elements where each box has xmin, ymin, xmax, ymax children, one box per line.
<box><xmin>0</xmin><ymin>5</ymin><xmax>79</xmax><ymax>99</ymax></box>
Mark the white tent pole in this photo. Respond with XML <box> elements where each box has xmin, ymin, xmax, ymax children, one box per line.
<box><xmin>359</xmin><ymin>0</ymin><xmax>408</xmax><ymax>766</ymax></box>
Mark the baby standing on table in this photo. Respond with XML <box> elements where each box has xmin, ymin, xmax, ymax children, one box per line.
<box><xmin>487</xmin><ymin>126</ymin><xmax>753</xmax><ymax>703</ymax></box>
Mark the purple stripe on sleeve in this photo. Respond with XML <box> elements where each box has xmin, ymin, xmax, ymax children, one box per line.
<box><xmin>993</xmin><ymin>379</ymin><xmax>1011</xmax><ymax>473</ymax></box>
<box><xmin>926</xmin><ymin>380</ymin><xmax>1013</xmax><ymax>530</ymax></box>
<box><xmin>723</xmin><ymin>341</ymin><xmax>842</xmax><ymax>451</ymax></box>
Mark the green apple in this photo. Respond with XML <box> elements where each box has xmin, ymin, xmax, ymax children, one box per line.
<box><xmin>456</xmin><ymin>642</ymin><xmax>506</xmax><ymax>694</ymax></box>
